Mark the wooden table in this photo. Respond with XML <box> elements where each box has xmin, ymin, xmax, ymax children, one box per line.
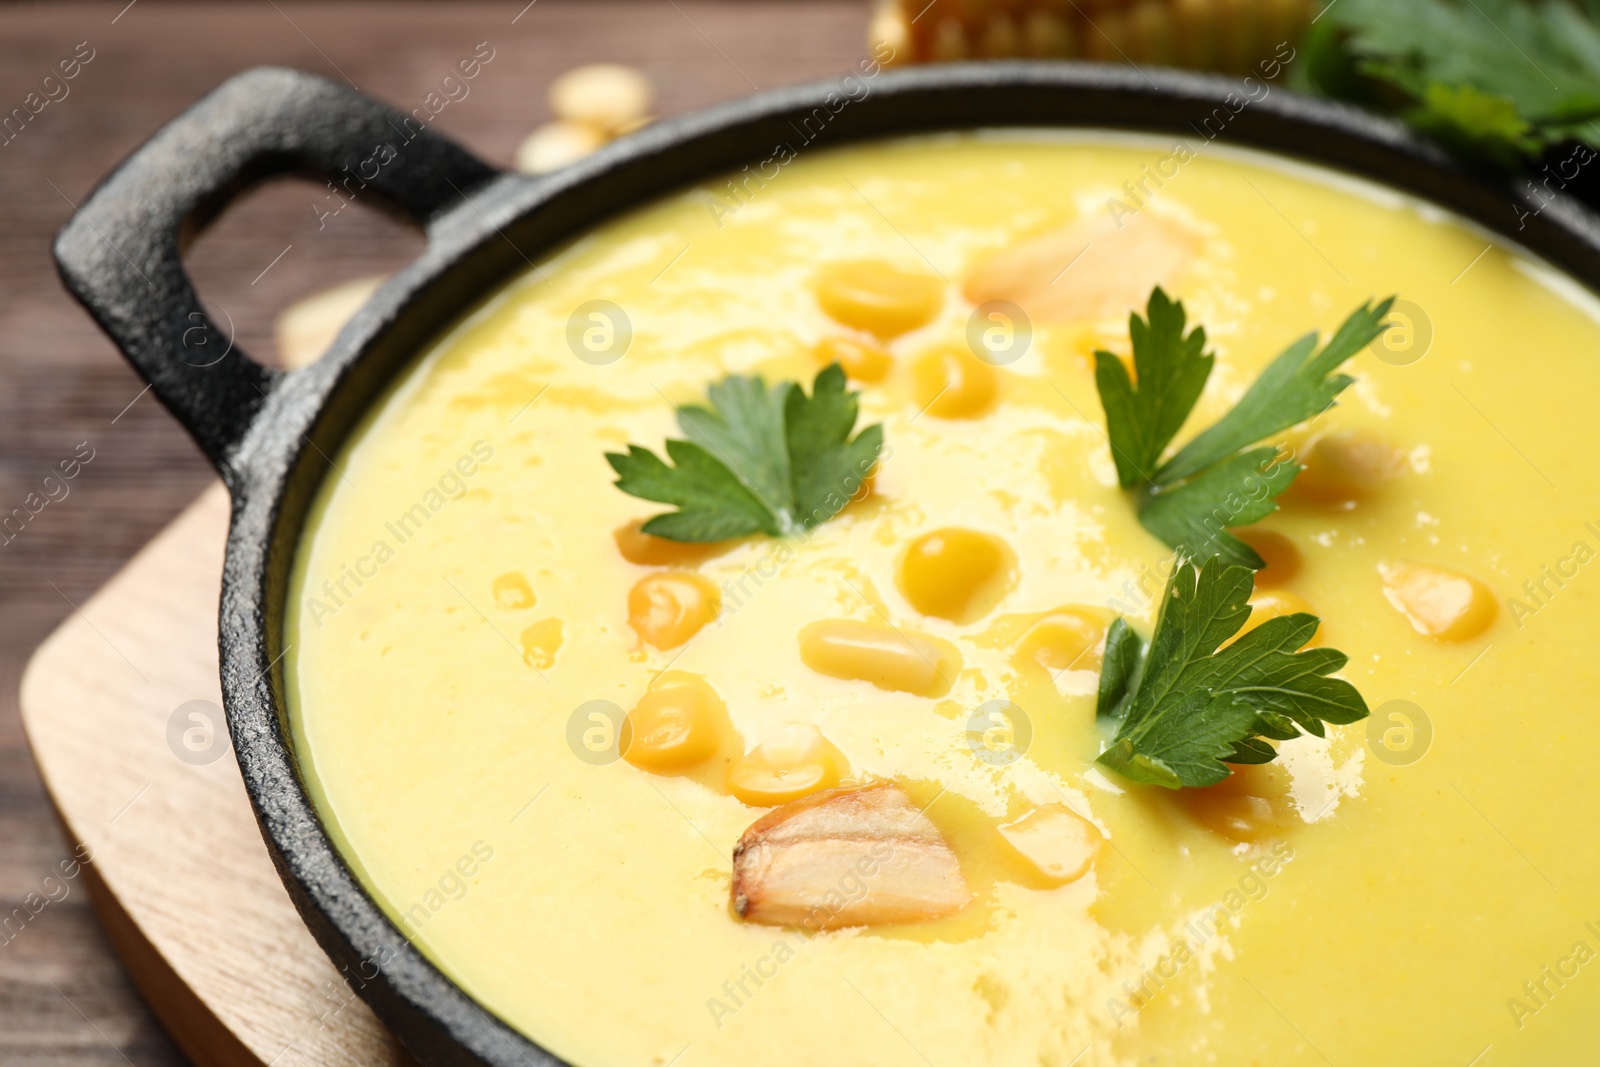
<box><xmin>0</xmin><ymin>3</ymin><xmax>865</xmax><ymax>1063</ymax></box>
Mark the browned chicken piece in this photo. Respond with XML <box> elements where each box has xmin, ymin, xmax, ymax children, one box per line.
<box><xmin>962</xmin><ymin>210</ymin><xmax>1200</xmax><ymax>326</ymax></box>
<box><xmin>731</xmin><ymin>783</ymin><xmax>970</xmax><ymax>930</ymax></box>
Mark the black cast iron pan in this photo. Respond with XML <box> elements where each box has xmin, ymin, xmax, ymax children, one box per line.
<box><xmin>52</xmin><ymin>61</ymin><xmax>1600</xmax><ymax>1066</ymax></box>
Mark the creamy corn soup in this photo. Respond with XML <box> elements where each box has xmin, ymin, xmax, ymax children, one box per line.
<box><xmin>285</xmin><ymin>133</ymin><xmax>1600</xmax><ymax>1066</ymax></box>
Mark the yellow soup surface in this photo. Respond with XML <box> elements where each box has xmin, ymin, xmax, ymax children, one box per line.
<box><xmin>286</xmin><ymin>133</ymin><xmax>1600</xmax><ymax>1067</ymax></box>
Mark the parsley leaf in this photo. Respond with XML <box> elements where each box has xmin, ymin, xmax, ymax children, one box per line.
<box><xmin>1092</xmin><ymin>287</ymin><xmax>1392</xmax><ymax>567</ymax></box>
<box><xmin>607</xmin><ymin>363</ymin><xmax>882</xmax><ymax>543</ymax></box>
<box><xmin>1096</xmin><ymin>617</ymin><xmax>1144</xmax><ymax>721</ymax></box>
<box><xmin>1095</xmin><ymin>557</ymin><xmax>1370</xmax><ymax>789</ymax></box>
<box><xmin>1094</xmin><ymin>287</ymin><xmax>1213</xmax><ymax>489</ymax></box>
<box><xmin>1155</xmin><ymin>298</ymin><xmax>1394</xmax><ymax>484</ymax></box>
<box><xmin>1304</xmin><ymin>0</ymin><xmax>1600</xmax><ymax>163</ymax></box>
<box><xmin>1138</xmin><ymin>447</ymin><xmax>1300</xmax><ymax>568</ymax></box>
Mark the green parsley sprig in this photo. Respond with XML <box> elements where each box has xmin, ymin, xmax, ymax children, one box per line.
<box><xmin>1095</xmin><ymin>557</ymin><xmax>1369</xmax><ymax>789</ymax></box>
<box><xmin>1095</xmin><ymin>288</ymin><xmax>1392</xmax><ymax>568</ymax></box>
<box><xmin>608</xmin><ymin>363</ymin><xmax>882</xmax><ymax>543</ymax></box>
<box><xmin>1302</xmin><ymin>0</ymin><xmax>1600</xmax><ymax>166</ymax></box>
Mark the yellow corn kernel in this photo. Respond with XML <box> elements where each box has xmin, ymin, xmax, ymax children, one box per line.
<box><xmin>977</xmin><ymin>14</ymin><xmax>1020</xmax><ymax>57</ymax></box>
<box><xmin>1183</xmin><ymin>762</ymin><xmax>1295</xmax><ymax>843</ymax></box>
<box><xmin>515</xmin><ymin>121</ymin><xmax>609</xmax><ymax>175</ymax></box>
<box><xmin>492</xmin><ymin>571</ymin><xmax>536</xmax><ymax>609</ymax></box>
<box><xmin>931</xmin><ymin>17</ymin><xmax>969</xmax><ymax>61</ymax></box>
<box><xmin>998</xmin><ymin>804</ymin><xmax>1103</xmax><ymax>885</ymax></box>
<box><xmin>1083</xmin><ymin>8</ymin><xmax>1131</xmax><ymax>62</ymax></box>
<box><xmin>1022</xmin><ymin>10</ymin><xmax>1073</xmax><ymax>57</ymax></box>
<box><xmin>613</xmin><ymin>519</ymin><xmax>726</xmax><ymax>567</ymax></box>
<box><xmin>897</xmin><ymin>527</ymin><xmax>1013</xmax><ymax>621</ymax></box>
<box><xmin>1234</xmin><ymin>528</ymin><xmax>1302</xmax><ymax>587</ymax></box>
<box><xmin>1014</xmin><ymin>607</ymin><xmax>1106</xmax><ymax>674</ymax></box>
<box><xmin>814</xmin><ymin>260</ymin><xmax>944</xmax><ymax>340</ymax></box>
<box><xmin>1379</xmin><ymin>560</ymin><xmax>1496</xmax><ymax>641</ymax></box>
<box><xmin>1233</xmin><ymin>589</ymin><xmax>1320</xmax><ymax>645</ymax></box>
<box><xmin>877</xmin><ymin>0</ymin><xmax>1312</xmax><ymax>70</ymax></box>
<box><xmin>627</xmin><ymin>571</ymin><xmax>721</xmax><ymax>649</ymax></box>
<box><xmin>869</xmin><ymin>5</ymin><xmax>911</xmax><ymax>64</ymax></box>
<box><xmin>815</xmin><ymin>335</ymin><xmax>893</xmax><ymax>383</ymax></box>
<box><xmin>911</xmin><ymin>345</ymin><xmax>999</xmax><ymax>419</ymax></box>
<box><xmin>622</xmin><ymin>674</ymin><xmax>729</xmax><ymax>772</ymax></box>
<box><xmin>518</xmin><ymin>618</ymin><xmax>563</xmax><ymax>669</ymax></box>
<box><xmin>1172</xmin><ymin>0</ymin><xmax>1219</xmax><ymax>69</ymax></box>
<box><xmin>1128</xmin><ymin>0</ymin><xmax>1178</xmax><ymax>64</ymax></box>
<box><xmin>1291</xmin><ymin>430</ymin><xmax>1407</xmax><ymax>505</ymax></box>
<box><xmin>798</xmin><ymin>619</ymin><xmax>960</xmax><ymax>697</ymax></box>
<box><xmin>728</xmin><ymin>724</ymin><xmax>849</xmax><ymax>806</ymax></box>
<box><xmin>547</xmin><ymin>64</ymin><xmax>652</xmax><ymax>135</ymax></box>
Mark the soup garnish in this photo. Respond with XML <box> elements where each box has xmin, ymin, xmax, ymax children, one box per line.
<box><xmin>1096</xmin><ymin>287</ymin><xmax>1393</xmax><ymax>566</ymax></box>
<box><xmin>607</xmin><ymin>363</ymin><xmax>882</xmax><ymax>542</ymax></box>
<box><xmin>1094</xmin><ymin>557</ymin><xmax>1368</xmax><ymax>789</ymax></box>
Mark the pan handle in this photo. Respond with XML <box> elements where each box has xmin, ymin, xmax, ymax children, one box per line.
<box><xmin>53</xmin><ymin>66</ymin><xmax>499</xmax><ymax>483</ymax></box>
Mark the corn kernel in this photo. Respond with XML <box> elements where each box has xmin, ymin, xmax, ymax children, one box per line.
<box><xmin>1232</xmin><ymin>589</ymin><xmax>1320</xmax><ymax>645</ymax></box>
<box><xmin>1173</xmin><ymin>0</ymin><xmax>1220</xmax><ymax>69</ymax></box>
<box><xmin>1234</xmin><ymin>528</ymin><xmax>1302</xmax><ymax>587</ymax></box>
<box><xmin>869</xmin><ymin>6</ymin><xmax>911</xmax><ymax>63</ymax></box>
<box><xmin>628</xmin><ymin>571</ymin><xmax>721</xmax><ymax>649</ymax></box>
<box><xmin>514</xmin><ymin>121</ymin><xmax>608</xmax><ymax>175</ymax></box>
<box><xmin>977</xmin><ymin>14</ymin><xmax>1020</xmax><ymax>57</ymax></box>
<box><xmin>518</xmin><ymin>618</ymin><xmax>562</xmax><ymax>669</ymax></box>
<box><xmin>897</xmin><ymin>527</ymin><xmax>1012</xmax><ymax>621</ymax></box>
<box><xmin>492</xmin><ymin>571</ymin><xmax>536</xmax><ymax>609</ymax></box>
<box><xmin>1022</xmin><ymin>10</ymin><xmax>1073</xmax><ymax>57</ymax></box>
<box><xmin>1015</xmin><ymin>607</ymin><xmax>1106</xmax><ymax>674</ymax></box>
<box><xmin>815</xmin><ymin>260</ymin><xmax>944</xmax><ymax>340</ymax></box>
<box><xmin>1183</xmin><ymin>763</ymin><xmax>1296</xmax><ymax>843</ymax></box>
<box><xmin>798</xmin><ymin>619</ymin><xmax>960</xmax><ymax>697</ymax></box>
<box><xmin>911</xmin><ymin>345</ymin><xmax>999</xmax><ymax>419</ymax></box>
<box><xmin>815</xmin><ymin>335</ymin><xmax>893</xmax><ymax>383</ymax></box>
<box><xmin>1291</xmin><ymin>430</ymin><xmax>1406</xmax><ymax>505</ymax></box>
<box><xmin>931</xmin><ymin>17</ymin><xmax>968</xmax><ymax>61</ymax></box>
<box><xmin>998</xmin><ymin>804</ymin><xmax>1103</xmax><ymax>884</ymax></box>
<box><xmin>728</xmin><ymin>724</ymin><xmax>849</xmax><ymax>806</ymax></box>
<box><xmin>1379</xmin><ymin>560</ymin><xmax>1496</xmax><ymax>641</ymax></box>
<box><xmin>1083</xmin><ymin>8</ymin><xmax>1130</xmax><ymax>62</ymax></box>
<box><xmin>622</xmin><ymin>674</ymin><xmax>728</xmax><ymax>772</ymax></box>
<box><xmin>1129</xmin><ymin>0</ymin><xmax>1178</xmax><ymax>64</ymax></box>
<box><xmin>613</xmin><ymin>520</ymin><xmax>726</xmax><ymax>567</ymax></box>
<box><xmin>548</xmin><ymin>64</ymin><xmax>652</xmax><ymax>135</ymax></box>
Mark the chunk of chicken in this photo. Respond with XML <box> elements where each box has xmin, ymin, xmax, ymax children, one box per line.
<box><xmin>963</xmin><ymin>210</ymin><xmax>1200</xmax><ymax>325</ymax></box>
<box><xmin>731</xmin><ymin>783</ymin><xmax>970</xmax><ymax>929</ymax></box>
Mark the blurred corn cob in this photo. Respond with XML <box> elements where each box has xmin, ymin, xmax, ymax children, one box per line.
<box><xmin>872</xmin><ymin>0</ymin><xmax>1316</xmax><ymax>75</ymax></box>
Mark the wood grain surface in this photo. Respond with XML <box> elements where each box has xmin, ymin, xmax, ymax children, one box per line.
<box><xmin>0</xmin><ymin>4</ymin><xmax>866</xmax><ymax>1064</ymax></box>
<box><xmin>22</xmin><ymin>482</ymin><xmax>413</xmax><ymax>1067</ymax></box>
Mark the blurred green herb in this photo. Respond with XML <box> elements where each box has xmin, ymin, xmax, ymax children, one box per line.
<box><xmin>1303</xmin><ymin>0</ymin><xmax>1600</xmax><ymax>165</ymax></box>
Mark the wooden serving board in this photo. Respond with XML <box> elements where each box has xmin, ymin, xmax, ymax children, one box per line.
<box><xmin>19</xmin><ymin>482</ymin><xmax>413</xmax><ymax>1067</ymax></box>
